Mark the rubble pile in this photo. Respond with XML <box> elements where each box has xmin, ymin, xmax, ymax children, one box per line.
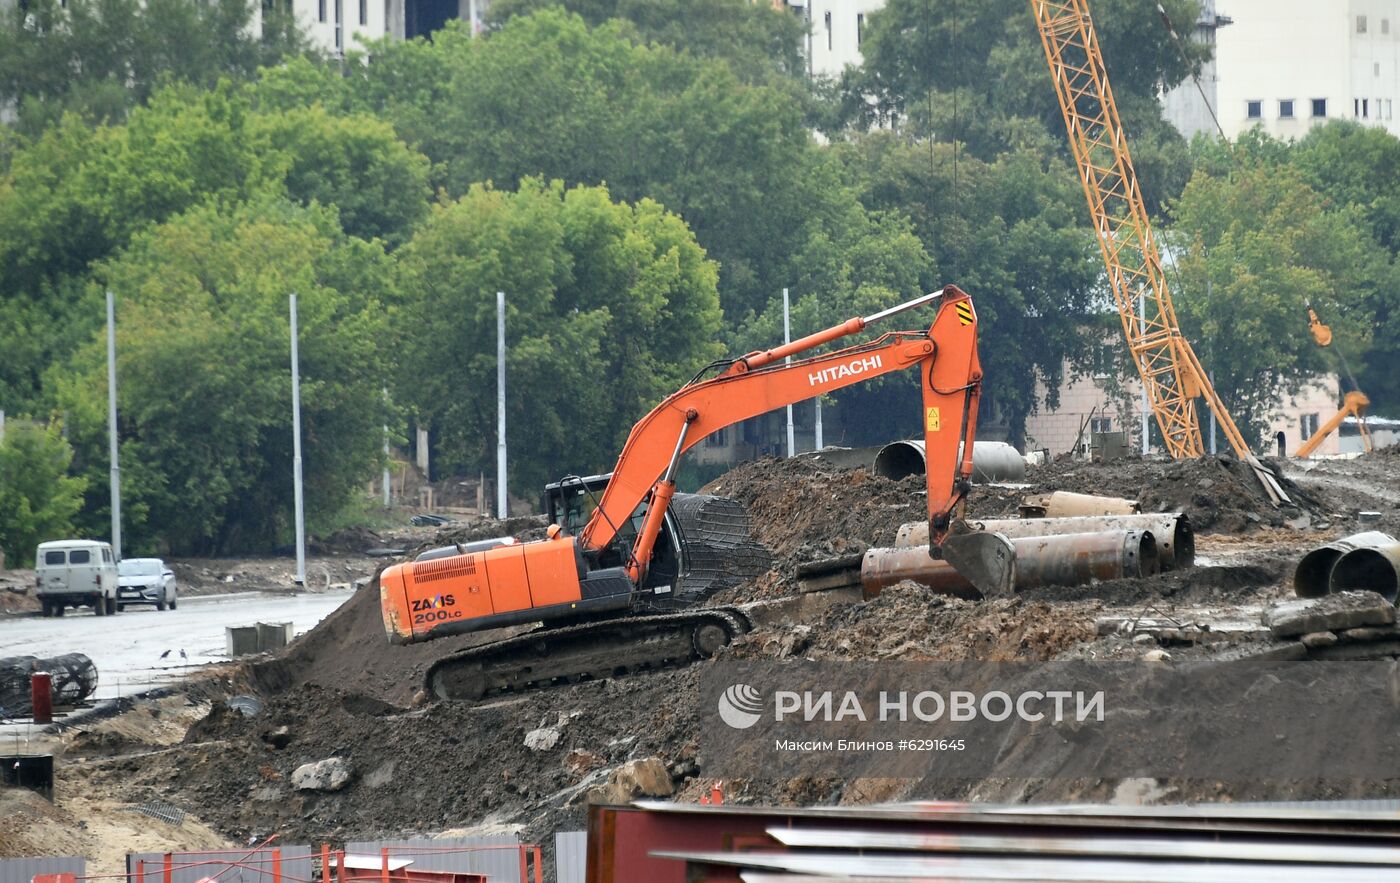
<box><xmin>89</xmin><ymin>449</ymin><xmax>1400</xmax><ymax>848</ymax></box>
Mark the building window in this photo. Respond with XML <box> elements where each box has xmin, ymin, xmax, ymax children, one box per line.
<box><xmin>1358</xmin><ymin>14</ymin><xmax>1368</xmax><ymax>34</ymax></box>
<box><xmin>1388</xmin><ymin>99</ymin><xmax>1394</xmax><ymax>120</ymax></box>
<box><xmin>1246</xmin><ymin>100</ymin><xmax>1262</xmax><ymax>119</ymax></box>
<box><xmin>334</xmin><ymin>0</ymin><xmax>342</xmax><ymax>50</ymax></box>
<box><xmin>1312</xmin><ymin>98</ymin><xmax>1328</xmax><ymax>117</ymax></box>
<box><xmin>359</xmin><ymin>0</ymin><xmax>365</xmax><ymax>25</ymax></box>
<box><xmin>1384</xmin><ymin>19</ymin><xmax>1391</xmax><ymax>35</ymax></box>
<box><xmin>1364</xmin><ymin>98</ymin><xmax>1371</xmax><ymax>118</ymax></box>
<box><xmin>824</xmin><ymin>10</ymin><xmax>832</xmax><ymax>51</ymax></box>
<box><xmin>856</xmin><ymin>12</ymin><xmax>864</xmax><ymax>46</ymax></box>
<box><xmin>384</xmin><ymin>0</ymin><xmax>390</xmax><ymax>31</ymax></box>
<box><xmin>707</xmin><ymin>427</ymin><xmax>728</xmax><ymax>448</ymax></box>
<box><xmin>318</xmin><ymin>0</ymin><xmax>325</xmax><ymax>22</ymax></box>
<box><xmin>1279</xmin><ymin>99</ymin><xmax>1295</xmax><ymax>118</ymax></box>
<box><xmin>1090</xmin><ymin>418</ymin><xmax>1113</xmax><ymax>434</ymax></box>
<box><xmin>1377</xmin><ymin>62</ymin><xmax>1383</xmax><ymax>77</ymax></box>
<box><xmin>1302</xmin><ymin>413</ymin><xmax>1320</xmax><ymax>438</ymax></box>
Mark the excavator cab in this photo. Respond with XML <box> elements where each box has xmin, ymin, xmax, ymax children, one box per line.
<box><xmin>542</xmin><ymin>473</ymin><xmax>689</xmax><ymax>600</ymax></box>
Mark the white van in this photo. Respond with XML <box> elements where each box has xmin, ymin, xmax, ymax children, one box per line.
<box><xmin>35</xmin><ymin>540</ymin><xmax>119</xmax><ymax>617</ymax></box>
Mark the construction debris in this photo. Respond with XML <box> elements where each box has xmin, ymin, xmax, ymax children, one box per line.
<box><xmin>1264</xmin><ymin>591</ymin><xmax>1396</xmax><ymax>637</ymax></box>
<box><xmin>291</xmin><ymin>757</ymin><xmax>355</xmax><ymax>792</ymax></box>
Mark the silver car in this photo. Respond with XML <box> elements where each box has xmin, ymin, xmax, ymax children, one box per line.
<box><xmin>117</xmin><ymin>558</ymin><xmax>178</xmax><ymax>611</ymax></box>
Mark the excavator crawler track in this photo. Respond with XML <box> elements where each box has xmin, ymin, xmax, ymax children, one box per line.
<box><xmin>425</xmin><ymin>607</ymin><xmax>751</xmax><ymax>703</ymax></box>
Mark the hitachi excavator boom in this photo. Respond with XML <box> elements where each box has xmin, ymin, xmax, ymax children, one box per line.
<box><xmin>380</xmin><ymin>286</ymin><xmax>999</xmax><ymax>702</ymax></box>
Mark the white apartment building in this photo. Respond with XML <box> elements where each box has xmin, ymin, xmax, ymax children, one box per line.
<box><xmin>254</xmin><ymin>0</ymin><xmax>488</xmax><ymax>54</ymax></box>
<box><xmin>1167</xmin><ymin>0</ymin><xmax>1400</xmax><ymax>140</ymax></box>
<box><xmin>784</xmin><ymin>0</ymin><xmax>884</xmax><ymax>77</ymax></box>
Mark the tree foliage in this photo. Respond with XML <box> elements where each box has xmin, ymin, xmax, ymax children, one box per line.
<box><xmin>1168</xmin><ymin>164</ymin><xmax>1391</xmax><ymax>443</ymax></box>
<box><xmin>344</xmin><ymin>10</ymin><xmax>870</xmax><ymax>323</ymax></box>
<box><xmin>50</xmin><ymin>200</ymin><xmax>396</xmax><ymax>554</ymax></box>
<box><xmin>484</xmin><ymin>0</ymin><xmax>805</xmax><ymax>82</ymax></box>
<box><xmin>835</xmin><ymin>133</ymin><xmax>1099</xmax><ymax>446</ymax></box>
<box><xmin>0</xmin><ymin>86</ymin><xmax>429</xmax><ymax>410</ymax></box>
<box><xmin>846</xmin><ymin>0</ymin><xmax>1202</xmax><ymax>209</ymax></box>
<box><xmin>0</xmin><ymin>421</ymin><xmax>87</xmax><ymax>567</ymax></box>
<box><xmin>395</xmin><ymin>178</ymin><xmax>725</xmax><ymax>492</ymax></box>
<box><xmin>0</xmin><ymin>0</ymin><xmax>309</xmax><ymax>135</ymax></box>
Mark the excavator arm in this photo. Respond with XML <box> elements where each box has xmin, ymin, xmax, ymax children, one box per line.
<box><xmin>579</xmin><ymin>285</ymin><xmax>985</xmax><ymax>582</ymax></box>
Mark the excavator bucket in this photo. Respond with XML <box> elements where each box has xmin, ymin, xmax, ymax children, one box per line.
<box><xmin>940</xmin><ymin>529</ymin><xmax>1017</xmax><ymax>598</ymax></box>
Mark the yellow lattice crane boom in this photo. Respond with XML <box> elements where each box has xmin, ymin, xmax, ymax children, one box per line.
<box><xmin>1029</xmin><ymin>0</ymin><xmax>1288</xmax><ymax>504</ymax></box>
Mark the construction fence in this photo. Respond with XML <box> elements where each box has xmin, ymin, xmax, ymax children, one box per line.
<box><xmin>7</xmin><ymin>842</ymin><xmax>544</xmax><ymax>883</ymax></box>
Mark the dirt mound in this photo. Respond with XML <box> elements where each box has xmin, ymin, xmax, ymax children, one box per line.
<box><xmin>1029</xmin><ymin>455</ymin><xmax>1321</xmax><ymax>533</ymax></box>
<box><xmin>701</xmin><ymin>456</ymin><xmax>1021</xmax><ymax>565</ymax></box>
<box><xmin>733</xmin><ymin>583</ymin><xmax>1095</xmax><ymax>663</ymax></box>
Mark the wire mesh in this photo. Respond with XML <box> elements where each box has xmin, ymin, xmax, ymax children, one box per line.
<box><xmin>0</xmin><ymin>654</ymin><xmax>98</xmax><ymax>716</ymax></box>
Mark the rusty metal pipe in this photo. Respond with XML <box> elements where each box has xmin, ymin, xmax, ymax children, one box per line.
<box><xmin>1293</xmin><ymin>532</ymin><xmax>1400</xmax><ymax>600</ymax></box>
<box><xmin>894</xmin><ymin>514</ymin><xmax>1193</xmax><ymax>570</ymax></box>
<box><xmin>862</xmin><ymin>529</ymin><xmax>1158</xmax><ymax>598</ymax></box>
<box><xmin>1326</xmin><ymin>532</ymin><xmax>1400</xmax><ymax>603</ymax></box>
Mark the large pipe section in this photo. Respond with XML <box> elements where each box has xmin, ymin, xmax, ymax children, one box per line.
<box><xmin>1020</xmin><ymin>491</ymin><xmax>1139</xmax><ymax>517</ymax></box>
<box><xmin>863</xmin><ymin>529</ymin><xmax>1158</xmax><ymax>599</ymax></box>
<box><xmin>1294</xmin><ymin>531</ymin><xmax>1400</xmax><ymax>602</ymax></box>
<box><xmin>873</xmin><ymin>440</ymin><xmax>1026</xmax><ymax>484</ymax></box>
<box><xmin>894</xmin><ymin>514</ymin><xmax>1194</xmax><ymax>570</ymax></box>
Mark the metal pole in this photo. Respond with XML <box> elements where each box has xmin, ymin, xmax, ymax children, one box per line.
<box><xmin>1209</xmin><ymin>370</ymin><xmax>1218</xmax><ymax>455</ymax></box>
<box><xmin>1207</xmin><ymin>281</ymin><xmax>1217</xmax><ymax>456</ymax></box>
<box><xmin>1139</xmin><ymin>290</ymin><xmax>1148</xmax><ymax>455</ymax></box>
<box><xmin>783</xmin><ymin>287</ymin><xmax>795</xmax><ymax>458</ymax></box>
<box><xmin>382</xmin><ymin>387</ymin><xmax>391</xmax><ymax>508</ymax></box>
<box><xmin>289</xmin><ymin>294</ymin><xmax>306</xmax><ymax>586</ymax></box>
<box><xmin>814</xmin><ymin>396</ymin><xmax>823</xmax><ymax>451</ymax></box>
<box><xmin>0</xmin><ymin>409</ymin><xmax>5</xmax><ymax>446</ymax></box>
<box><xmin>496</xmin><ymin>291</ymin><xmax>508</xmax><ymax>518</ymax></box>
<box><xmin>106</xmin><ymin>291</ymin><xmax>122</xmax><ymax>560</ymax></box>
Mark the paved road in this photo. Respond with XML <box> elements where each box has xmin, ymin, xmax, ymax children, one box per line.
<box><xmin>0</xmin><ymin>589</ymin><xmax>353</xmax><ymax>701</ymax></box>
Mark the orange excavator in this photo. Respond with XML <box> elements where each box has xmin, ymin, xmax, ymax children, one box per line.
<box><xmin>379</xmin><ymin>285</ymin><xmax>1002</xmax><ymax>701</ymax></box>
<box><xmin>1296</xmin><ymin>303</ymin><xmax>1373</xmax><ymax>458</ymax></box>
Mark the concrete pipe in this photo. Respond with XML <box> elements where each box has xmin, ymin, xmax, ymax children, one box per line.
<box><xmin>1329</xmin><ymin>533</ymin><xmax>1400</xmax><ymax>603</ymax></box>
<box><xmin>862</xmin><ymin>529</ymin><xmax>1158</xmax><ymax>599</ymax></box>
<box><xmin>1019</xmin><ymin>491</ymin><xmax>1139</xmax><ymax>518</ymax></box>
<box><xmin>894</xmin><ymin>513</ymin><xmax>1194</xmax><ymax>570</ymax></box>
<box><xmin>872</xmin><ymin>440</ymin><xmax>1027</xmax><ymax>484</ymax></box>
<box><xmin>1293</xmin><ymin>531</ymin><xmax>1400</xmax><ymax>600</ymax></box>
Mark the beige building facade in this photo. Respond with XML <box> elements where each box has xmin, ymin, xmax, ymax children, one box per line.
<box><xmin>1024</xmin><ymin>367</ymin><xmax>1348</xmax><ymax>458</ymax></box>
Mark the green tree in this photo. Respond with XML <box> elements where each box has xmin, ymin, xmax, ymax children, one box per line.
<box><xmin>251</xmin><ymin>106</ymin><xmax>431</xmax><ymax>246</ymax></box>
<box><xmin>0</xmin><ymin>85</ymin><xmax>430</xmax><ymax>409</ymax></box>
<box><xmin>0</xmin><ymin>0</ymin><xmax>310</xmax><ymax>135</ymax></box>
<box><xmin>484</xmin><ymin>0</ymin><xmax>805</xmax><ymax>82</ymax></box>
<box><xmin>344</xmin><ymin>10</ymin><xmax>848</xmax><ymax>322</ymax></box>
<box><xmin>48</xmin><ymin>199</ymin><xmax>396</xmax><ymax>554</ymax></box>
<box><xmin>835</xmin><ymin>133</ymin><xmax>1100</xmax><ymax>446</ymax></box>
<box><xmin>395</xmin><ymin>178</ymin><xmax>724</xmax><ymax>492</ymax></box>
<box><xmin>0</xmin><ymin>421</ymin><xmax>87</xmax><ymax>567</ymax></box>
<box><xmin>844</xmin><ymin>0</ymin><xmax>1204</xmax><ymax>209</ymax></box>
<box><xmin>1167</xmin><ymin>164</ymin><xmax>1391</xmax><ymax>444</ymax></box>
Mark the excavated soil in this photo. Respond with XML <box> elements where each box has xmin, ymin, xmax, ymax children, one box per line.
<box><xmin>65</xmin><ymin>450</ymin><xmax>1400</xmax><ymax>848</ymax></box>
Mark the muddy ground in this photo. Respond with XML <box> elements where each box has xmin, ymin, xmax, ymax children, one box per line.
<box><xmin>12</xmin><ymin>450</ymin><xmax>1400</xmax><ymax>868</ymax></box>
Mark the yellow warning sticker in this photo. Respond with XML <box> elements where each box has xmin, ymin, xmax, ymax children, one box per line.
<box><xmin>955</xmin><ymin>303</ymin><xmax>974</xmax><ymax>326</ymax></box>
<box><xmin>926</xmin><ymin>407</ymin><xmax>941</xmax><ymax>431</ymax></box>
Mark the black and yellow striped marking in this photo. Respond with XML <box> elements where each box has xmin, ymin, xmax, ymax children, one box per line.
<box><xmin>955</xmin><ymin>302</ymin><xmax>974</xmax><ymax>326</ymax></box>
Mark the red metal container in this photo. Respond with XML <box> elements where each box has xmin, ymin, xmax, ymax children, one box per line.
<box><xmin>30</xmin><ymin>670</ymin><xmax>53</xmax><ymax>724</ymax></box>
